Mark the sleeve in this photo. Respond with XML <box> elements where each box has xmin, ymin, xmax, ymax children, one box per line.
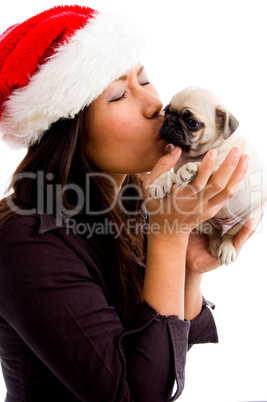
<box><xmin>119</xmin><ymin>297</ymin><xmax>218</xmax><ymax>401</ymax></box>
<box><xmin>188</xmin><ymin>297</ymin><xmax>218</xmax><ymax>346</ymax></box>
<box><xmin>0</xmin><ymin>218</ymin><xmax>190</xmax><ymax>402</ymax></box>
<box><xmin>120</xmin><ymin>301</ymin><xmax>190</xmax><ymax>401</ymax></box>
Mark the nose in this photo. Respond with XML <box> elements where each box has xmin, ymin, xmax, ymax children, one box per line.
<box><xmin>128</xmin><ymin>67</ymin><xmax>163</xmax><ymax>118</ymax></box>
<box><xmin>130</xmin><ymin>76</ymin><xmax>163</xmax><ymax>119</ymax></box>
<box><xmin>142</xmin><ymin>89</ymin><xmax>163</xmax><ymax>119</ymax></box>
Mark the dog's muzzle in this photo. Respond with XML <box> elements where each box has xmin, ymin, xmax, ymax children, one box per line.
<box><xmin>159</xmin><ymin>111</ymin><xmax>193</xmax><ymax>152</ymax></box>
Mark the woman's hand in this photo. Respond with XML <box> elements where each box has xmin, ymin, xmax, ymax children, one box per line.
<box><xmin>142</xmin><ymin>145</ymin><xmax>250</xmax><ymax>236</ymax></box>
<box><xmin>186</xmin><ymin>218</ymin><xmax>257</xmax><ymax>275</ymax></box>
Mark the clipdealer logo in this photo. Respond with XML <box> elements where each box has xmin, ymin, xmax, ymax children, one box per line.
<box><xmin>5</xmin><ymin>169</ymin><xmax>265</xmax><ymax>234</ymax></box>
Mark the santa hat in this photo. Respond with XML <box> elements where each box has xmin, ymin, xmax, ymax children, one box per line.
<box><xmin>0</xmin><ymin>5</ymin><xmax>144</xmax><ymax>149</ymax></box>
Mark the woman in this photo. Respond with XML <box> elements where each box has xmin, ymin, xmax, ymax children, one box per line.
<box><xmin>0</xmin><ymin>5</ymin><xmax>254</xmax><ymax>401</ymax></box>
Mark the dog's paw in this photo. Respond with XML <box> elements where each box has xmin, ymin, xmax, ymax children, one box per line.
<box><xmin>217</xmin><ymin>240</ymin><xmax>236</xmax><ymax>266</ymax></box>
<box><xmin>176</xmin><ymin>162</ymin><xmax>201</xmax><ymax>189</ymax></box>
<box><xmin>208</xmin><ymin>236</ymin><xmax>222</xmax><ymax>259</ymax></box>
<box><xmin>149</xmin><ymin>171</ymin><xmax>177</xmax><ymax>199</ymax></box>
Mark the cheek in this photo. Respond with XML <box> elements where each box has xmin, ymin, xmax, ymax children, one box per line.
<box><xmin>97</xmin><ymin>114</ymin><xmax>141</xmax><ymax>151</ymax></box>
<box><xmin>87</xmin><ymin>113</ymin><xmax>137</xmax><ymax>170</ymax></box>
<box><xmin>97</xmin><ymin>108</ymin><xmax>130</xmax><ymax>135</ymax></box>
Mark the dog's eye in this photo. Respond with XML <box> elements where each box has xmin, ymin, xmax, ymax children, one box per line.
<box><xmin>186</xmin><ymin>118</ymin><xmax>200</xmax><ymax>128</ymax></box>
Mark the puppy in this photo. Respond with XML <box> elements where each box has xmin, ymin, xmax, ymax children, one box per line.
<box><xmin>150</xmin><ymin>87</ymin><xmax>267</xmax><ymax>265</ymax></box>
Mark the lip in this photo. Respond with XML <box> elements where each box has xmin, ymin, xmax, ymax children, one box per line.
<box><xmin>158</xmin><ymin>107</ymin><xmax>165</xmax><ymax>117</ymax></box>
<box><xmin>156</xmin><ymin>114</ymin><xmax>165</xmax><ymax>126</ymax></box>
<box><xmin>153</xmin><ymin>120</ymin><xmax>165</xmax><ymax>138</ymax></box>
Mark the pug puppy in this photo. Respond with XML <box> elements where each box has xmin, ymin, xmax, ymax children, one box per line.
<box><xmin>150</xmin><ymin>87</ymin><xmax>267</xmax><ymax>265</ymax></box>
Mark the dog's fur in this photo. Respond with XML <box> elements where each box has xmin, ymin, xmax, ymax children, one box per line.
<box><xmin>150</xmin><ymin>87</ymin><xmax>267</xmax><ymax>265</ymax></box>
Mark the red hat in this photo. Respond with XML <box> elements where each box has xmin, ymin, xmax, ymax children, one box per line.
<box><xmin>0</xmin><ymin>5</ymin><xmax>144</xmax><ymax>149</ymax></box>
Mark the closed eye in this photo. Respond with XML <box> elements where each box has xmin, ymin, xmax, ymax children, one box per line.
<box><xmin>109</xmin><ymin>92</ymin><xmax>127</xmax><ymax>102</ymax></box>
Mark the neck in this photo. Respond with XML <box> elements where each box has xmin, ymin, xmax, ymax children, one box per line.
<box><xmin>107</xmin><ymin>173</ymin><xmax>127</xmax><ymax>196</ymax></box>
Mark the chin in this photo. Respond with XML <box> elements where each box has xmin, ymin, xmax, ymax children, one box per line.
<box><xmin>136</xmin><ymin>162</ymin><xmax>158</xmax><ymax>174</ymax></box>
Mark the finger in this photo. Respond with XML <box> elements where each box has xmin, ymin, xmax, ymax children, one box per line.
<box><xmin>180</xmin><ymin>149</ymin><xmax>217</xmax><ymax>196</ymax></box>
<box><xmin>223</xmin><ymin>154</ymin><xmax>250</xmax><ymax>196</ymax></box>
<box><xmin>209</xmin><ymin>153</ymin><xmax>249</xmax><ymax>207</ymax></box>
<box><xmin>204</xmin><ymin>147</ymin><xmax>243</xmax><ymax>199</ymax></box>
<box><xmin>246</xmin><ymin>214</ymin><xmax>263</xmax><ymax>240</ymax></box>
<box><xmin>233</xmin><ymin>219</ymin><xmax>256</xmax><ymax>255</ymax></box>
<box><xmin>144</xmin><ymin>146</ymin><xmax>182</xmax><ymax>185</ymax></box>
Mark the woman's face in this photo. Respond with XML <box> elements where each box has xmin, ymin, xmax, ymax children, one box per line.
<box><xmin>85</xmin><ymin>65</ymin><xmax>168</xmax><ymax>177</ymax></box>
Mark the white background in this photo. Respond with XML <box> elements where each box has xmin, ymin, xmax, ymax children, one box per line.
<box><xmin>0</xmin><ymin>1</ymin><xmax>266</xmax><ymax>401</ymax></box>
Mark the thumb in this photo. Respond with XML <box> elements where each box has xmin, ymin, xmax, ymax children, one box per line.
<box><xmin>147</xmin><ymin>145</ymin><xmax>182</xmax><ymax>183</ymax></box>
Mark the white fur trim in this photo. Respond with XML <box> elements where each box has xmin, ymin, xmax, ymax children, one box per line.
<box><xmin>0</xmin><ymin>12</ymin><xmax>144</xmax><ymax>149</ymax></box>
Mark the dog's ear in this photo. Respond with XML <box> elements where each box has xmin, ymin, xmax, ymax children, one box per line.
<box><xmin>215</xmin><ymin>106</ymin><xmax>239</xmax><ymax>139</ymax></box>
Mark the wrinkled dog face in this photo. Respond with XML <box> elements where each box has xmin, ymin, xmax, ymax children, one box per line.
<box><xmin>159</xmin><ymin>87</ymin><xmax>239</xmax><ymax>157</ymax></box>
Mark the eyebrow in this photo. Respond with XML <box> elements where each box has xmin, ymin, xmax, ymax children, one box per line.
<box><xmin>116</xmin><ymin>65</ymin><xmax>144</xmax><ymax>82</ymax></box>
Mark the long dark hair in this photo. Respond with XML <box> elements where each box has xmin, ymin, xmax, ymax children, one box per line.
<box><xmin>0</xmin><ymin>107</ymin><xmax>146</xmax><ymax>320</ymax></box>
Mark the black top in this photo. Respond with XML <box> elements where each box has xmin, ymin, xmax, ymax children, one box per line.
<box><xmin>0</xmin><ymin>212</ymin><xmax>218</xmax><ymax>401</ymax></box>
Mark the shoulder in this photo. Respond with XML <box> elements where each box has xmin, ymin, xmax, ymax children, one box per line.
<box><xmin>0</xmin><ymin>213</ymin><xmax>40</xmax><ymax>241</ymax></box>
<box><xmin>0</xmin><ymin>212</ymin><xmax>82</xmax><ymax>267</ymax></box>
<box><xmin>0</xmin><ymin>213</ymin><xmax>116</xmax><ymax>312</ymax></box>
<box><xmin>0</xmin><ymin>212</ymin><xmax>87</xmax><ymax>243</ymax></box>
<box><xmin>0</xmin><ymin>212</ymin><xmax>68</xmax><ymax>244</ymax></box>
<box><xmin>0</xmin><ymin>214</ymin><xmax>62</xmax><ymax>264</ymax></box>
<box><xmin>0</xmin><ymin>212</ymin><xmax>112</xmax><ymax>274</ymax></box>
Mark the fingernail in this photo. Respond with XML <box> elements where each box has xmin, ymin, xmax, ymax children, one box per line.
<box><xmin>164</xmin><ymin>144</ymin><xmax>175</xmax><ymax>154</ymax></box>
<box><xmin>245</xmin><ymin>219</ymin><xmax>256</xmax><ymax>233</ymax></box>
<box><xmin>209</xmin><ymin>149</ymin><xmax>217</xmax><ymax>160</ymax></box>
<box><xmin>243</xmin><ymin>154</ymin><xmax>250</xmax><ymax>165</ymax></box>
<box><xmin>170</xmin><ymin>146</ymin><xmax>180</xmax><ymax>154</ymax></box>
<box><xmin>233</xmin><ymin>146</ymin><xmax>241</xmax><ymax>157</ymax></box>
<box><xmin>249</xmin><ymin>219</ymin><xmax>256</xmax><ymax>228</ymax></box>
